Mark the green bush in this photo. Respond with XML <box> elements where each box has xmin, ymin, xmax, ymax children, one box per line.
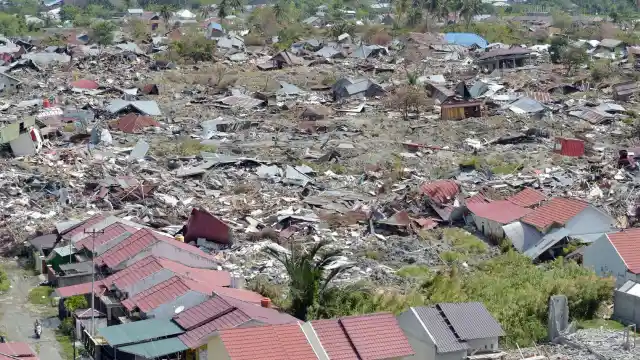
<box><xmin>170</xmin><ymin>37</ymin><xmax>215</xmax><ymax>63</ymax></box>
<box><xmin>28</xmin><ymin>286</ymin><xmax>54</xmax><ymax>305</ymax></box>
<box><xmin>0</xmin><ymin>267</ymin><xmax>9</xmax><ymax>292</ymax></box>
<box><xmin>64</xmin><ymin>295</ymin><xmax>88</xmax><ymax>313</ymax></box>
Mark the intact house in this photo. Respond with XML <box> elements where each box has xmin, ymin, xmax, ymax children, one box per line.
<box><xmin>476</xmin><ymin>47</ymin><xmax>533</xmax><ymax>72</ymax></box>
<box><xmin>583</xmin><ymin>228</ymin><xmax>640</xmax><ymax>287</ymax></box>
<box><xmin>397</xmin><ymin>302</ymin><xmax>505</xmax><ymax>360</ymax></box>
<box><xmin>502</xmin><ymin>197</ymin><xmax>615</xmax><ymax>260</ymax></box>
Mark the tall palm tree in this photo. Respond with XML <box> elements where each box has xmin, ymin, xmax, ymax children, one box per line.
<box><xmin>159</xmin><ymin>5</ymin><xmax>173</xmax><ymax>29</ymax></box>
<box><xmin>273</xmin><ymin>0</ymin><xmax>289</xmax><ymax>24</ymax></box>
<box><xmin>459</xmin><ymin>0</ymin><xmax>480</xmax><ymax>29</ymax></box>
<box><xmin>264</xmin><ymin>240</ymin><xmax>353</xmax><ymax>321</ymax></box>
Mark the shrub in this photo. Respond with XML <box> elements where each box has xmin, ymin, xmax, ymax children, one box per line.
<box><xmin>64</xmin><ymin>295</ymin><xmax>88</xmax><ymax>313</ymax></box>
<box><xmin>170</xmin><ymin>37</ymin><xmax>215</xmax><ymax>63</ymax></box>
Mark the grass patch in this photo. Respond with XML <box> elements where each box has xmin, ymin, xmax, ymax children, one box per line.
<box><xmin>55</xmin><ymin>330</ymin><xmax>75</xmax><ymax>360</ymax></box>
<box><xmin>444</xmin><ymin>228</ymin><xmax>487</xmax><ymax>254</ymax></box>
<box><xmin>397</xmin><ymin>265</ymin><xmax>431</xmax><ymax>278</ymax></box>
<box><xmin>0</xmin><ymin>267</ymin><xmax>10</xmax><ymax>292</ymax></box>
<box><xmin>28</xmin><ymin>286</ymin><xmax>54</xmax><ymax>305</ymax></box>
<box><xmin>365</xmin><ymin>250</ymin><xmax>380</xmax><ymax>260</ymax></box>
<box><xmin>491</xmin><ymin>163</ymin><xmax>523</xmax><ymax>175</ymax></box>
<box><xmin>578</xmin><ymin>319</ymin><xmax>625</xmax><ymax>330</ymax></box>
<box><xmin>440</xmin><ymin>251</ymin><xmax>468</xmax><ymax>264</ymax></box>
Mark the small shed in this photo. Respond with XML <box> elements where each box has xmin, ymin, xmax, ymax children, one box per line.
<box><xmin>613</xmin><ymin>280</ymin><xmax>640</xmax><ymax>326</ymax></box>
<box><xmin>440</xmin><ymin>100</ymin><xmax>482</xmax><ymax>120</ymax></box>
<box><xmin>554</xmin><ymin>137</ymin><xmax>585</xmax><ymax>157</ymax></box>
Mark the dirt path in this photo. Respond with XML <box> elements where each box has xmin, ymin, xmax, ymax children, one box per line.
<box><xmin>0</xmin><ymin>259</ymin><xmax>64</xmax><ymax>360</ymax></box>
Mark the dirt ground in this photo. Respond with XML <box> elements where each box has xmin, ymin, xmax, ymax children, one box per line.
<box><xmin>0</xmin><ymin>259</ymin><xmax>64</xmax><ymax>360</ymax></box>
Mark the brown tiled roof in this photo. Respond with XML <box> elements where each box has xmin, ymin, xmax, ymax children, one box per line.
<box><xmin>609</xmin><ymin>229</ymin><xmax>640</xmax><ymax>273</ymax></box>
<box><xmin>61</xmin><ymin>214</ymin><xmax>108</xmax><ymax>240</ymax></box>
<box><xmin>176</xmin><ymin>294</ymin><xmax>297</xmax><ymax>348</ymax></box>
<box><xmin>121</xmin><ymin>276</ymin><xmax>215</xmax><ymax>312</ymax></box>
<box><xmin>218</xmin><ymin>323</ymin><xmax>317</xmax><ymax>360</ymax></box>
<box><xmin>506</xmin><ymin>187</ymin><xmax>547</xmax><ymax>208</ymax></box>
<box><xmin>520</xmin><ymin>197</ymin><xmax>588</xmax><ymax>230</ymax></box>
<box><xmin>74</xmin><ymin>222</ymin><xmax>138</xmax><ymax>252</ymax></box>
<box><xmin>95</xmin><ymin>228</ymin><xmax>215</xmax><ymax>269</ymax></box>
<box><xmin>312</xmin><ymin>313</ymin><xmax>414</xmax><ymax>360</ymax></box>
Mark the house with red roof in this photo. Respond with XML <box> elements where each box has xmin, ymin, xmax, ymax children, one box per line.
<box><xmin>502</xmin><ymin>197</ymin><xmax>615</xmax><ymax>260</ymax></box>
<box><xmin>506</xmin><ymin>187</ymin><xmax>547</xmax><ymax>208</ymax></box>
<box><xmin>466</xmin><ymin>200</ymin><xmax>532</xmax><ymax>239</ymax></box>
<box><xmin>419</xmin><ymin>180</ymin><xmax>464</xmax><ymax>222</ymax></box>
<box><xmin>584</xmin><ymin>228</ymin><xmax>640</xmax><ymax>286</ymax></box>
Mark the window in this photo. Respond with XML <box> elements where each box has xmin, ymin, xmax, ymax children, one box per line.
<box><xmin>491</xmin><ymin>343</ymin><xmax>494</xmax><ymax>349</ymax></box>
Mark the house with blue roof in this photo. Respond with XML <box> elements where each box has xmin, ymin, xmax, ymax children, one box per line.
<box><xmin>207</xmin><ymin>21</ymin><xmax>224</xmax><ymax>38</ymax></box>
<box><xmin>444</xmin><ymin>33</ymin><xmax>488</xmax><ymax>48</ymax></box>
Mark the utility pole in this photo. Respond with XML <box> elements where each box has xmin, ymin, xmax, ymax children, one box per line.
<box><xmin>84</xmin><ymin>228</ymin><xmax>104</xmax><ymax>338</ymax></box>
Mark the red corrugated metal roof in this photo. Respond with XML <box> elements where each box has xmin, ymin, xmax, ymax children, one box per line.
<box><xmin>55</xmin><ymin>280</ymin><xmax>106</xmax><ymax>298</ymax></box>
<box><xmin>506</xmin><ymin>187</ymin><xmax>547</xmax><ymax>208</ymax></box>
<box><xmin>465</xmin><ymin>193</ymin><xmax>491</xmax><ymax>205</ymax></box>
<box><xmin>467</xmin><ymin>200</ymin><xmax>532</xmax><ymax>224</ymax></box>
<box><xmin>0</xmin><ymin>342</ymin><xmax>38</xmax><ymax>360</ymax></box>
<box><xmin>219</xmin><ymin>323</ymin><xmax>317</xmax><ymax>360</ymax></box>
<box><xmin>176</xmin><ymin>294</ymin><xmax>297</xmax><ymax>348</ymax></box>
<box><xmin>526</xmin><ymin>91</ymin><xmax>552</xmax><ymax>103</ymax></box>
<box><xmin>520</xmin><ymin>197</ymin><xmax>589</xmax><ymax>230</ymax></box>
<box><xmin>121</xmin><ymin>276</ymin><xmax>216</xmax><ymax>313</ymax></box>
<box><xmin>312</xmin><ymin>319</ymin><xmax>359</xmax><ymax>359</ymax></box>
<box><xmin>609</xmin><ymin>229</ymin><xmax>640</xmax><ymax>273</ymax></box>
<box><xmin>61</xmin><ymin>214</ymin><xmax>108</xmax><ymax>240</ymax></box>
<box><xmin>554</xmin><ymin>137</ymin><xmax>585</xmax><ymax>157</ymax></box>
<box><xmin>74</xmin><ymin>222</ymin><xmax>138</xmax><ymax>252</ymax></box>
<box><xmin>95</xmin><ymin>228</ymin><xmax>163</xmax><ymax>269</ymax></box>
<box><xmin>212</xmin><ymin>287</ymin><xmax>266</xmax><ymax>305</ymax></box>
<box><xmin>419</xmin><ymin>180</ymin><xmax>460</xmax><ymax>204</ymax></box>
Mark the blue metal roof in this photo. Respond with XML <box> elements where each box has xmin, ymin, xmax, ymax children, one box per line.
<box><xmin>208</xmin><ymin>22</ymin><xmax>223</xmax><ymax>31</ymax></box>
<box><xmin>444</xmin><ymin>33</ymin><xmax>488</xmax><ymax>48</ymax></box>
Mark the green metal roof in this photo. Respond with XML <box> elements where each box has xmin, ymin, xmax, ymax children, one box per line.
<box><xmin>118</xmin><ymin>337</ymin><xmax>188</xmax><ymax>357</ymax></box>
<box><xmin>98</xmin><ymin>319</ymin><xmax>184</xmax><ymax>346</ymax></box>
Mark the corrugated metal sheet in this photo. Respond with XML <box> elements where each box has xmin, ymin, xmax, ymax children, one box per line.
<box><xmin>521</xmin><ymin>197</ymin><xmax>588</xmax><ymax>230</ymax></box>
<box><xmin>554</xmin><ymin>137</ymin><xmax>585</xmax><ymax>157</ymax></box>
<box><xmin>118</xmin><ymin>337</ymin><xmax>188</xmax><ymax>358</ymax></box>
<box><xmin>412</xmin><ymin>307</ymin><xmax>469</xmax><ymax>353</ymax></box>
<box><xmin>506</xmin><ymin>188</ymin><xmax>547</xmax><ymax>208</ymax></box>
<box><xmin>437</xmin><ymin>302</ymin><xmax>506</xmax><ymax>340</ymax></box>
<box><xmin>419</xmin><ymin>180</ymin><xmax>459</xmax><ymax>204</ymax></box>
<box><xmin>526</xmin><ymin>91</ymin><xmax>552</xmax><ymax>103</ymax></box>
<box><xmin>98</xmin><ymin>318</ymin><xmax>184</xmax><ymax>346</ymax></box>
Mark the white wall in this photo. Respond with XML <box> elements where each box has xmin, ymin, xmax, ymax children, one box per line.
<box><xmin>146</xmin><ymin>291</ymin><xmax>208</xmax><ymax>319</ymax></box>
<box><xmin>465</xmin><ymin>337</ymin><xmax>499</xmax><ymax>352</ymax></box>
<box><xmin>583</xmin><ymin>235</ymin><xmax>628</xmax><ymax>286</ymax></box>
<box><xmin>123</xmin><ymin>269</ymin><xmax>175</xmax><ymax>297</ymax></box>
<box><xmin>9</xmin><ymin>132</ymin><xmax>37</xmax><ymax>156</ymax></box>
<box><xmin>472</xmin><ymin>216</ymin><xmax>505</xmax><ymax>239</ymax></box>
<box><xmin>397</xmin><ymin>310</ymin><xmax>436</xmax><ymax>360</ymax></box>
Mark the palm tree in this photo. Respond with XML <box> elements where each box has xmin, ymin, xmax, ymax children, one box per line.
<box><xmin>159</xmin><ymin>5</ymin><xmax>173</xmax><ymax>29</ymax></box>
<box><xmin>273</xmin><ymin>0</ymin><xmax>289</xmax><ymax>24</ymax></box>
<box><xmin>200</xmin><ymin>6</ymin><xmax>211</xmax><ymax>20</ymax></box>
<box><xmin>459</xmin><ymin>0</ymin><xmax>480</xmax><ymax>29</ymax></box>
<box><xmin>218</xmin><ymin>0</ymin><xmax>230</xmax><ymax>18</ymax></box>
<box><xmin>435</xmin><ymin>0</ymin><xmax>450</xmax><ymax>22</ymax></box>
<box><xmin>264</xmin><ymin>240</ymin><xmax>353</xmax><ymax>321</ymax></box>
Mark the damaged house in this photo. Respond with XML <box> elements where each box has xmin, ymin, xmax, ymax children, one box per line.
<box><xmin>331</xmin><ymin>77</ymin><xmax>385</xmax><ymax>100</ymax></box>
<box><xmin>503</xmin><ymin>197</ymin><xmax>615</xmax><ymax>260</ymax></box>
<box><xmin>476</xmin><ymin>47</ymin><xmax>533</xmax><ymax>72</ymax></box>
<box><xmin>584</xmin><ymin>228</ymin><xmax>640</xmax><ymax>287</ymax></box>
<box><xmin>420</xmin><ymin>180</ymin><xmax>463</xmax><ymax>222</ymax></box>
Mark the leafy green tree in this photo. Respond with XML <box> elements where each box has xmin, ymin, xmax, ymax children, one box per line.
<box><xmin>64</xmin><ymin>295</ymin><xmax>88</xmax><ymax>314</ymax></box>
<box><xmin>0</xmin><ymin>14</ymin><xmax>27</xmax><ymax>36</ymax></box>
<box><xmin>122</xmin><ymin>0</ymin><xmax>132</xmax><ymax>10</ymax></box>
<box><xmin>273</xmin><ymin>0</ymin><xmax>292</xmax><ymax>24</ymax></box>
<box><xmin>394</xmin><ymin>0</ymin><xmax>410</xmax><ymax>24</ymax></box>
<box><xmin>60</xmin><ymin>5</ymin><xmax>81</xmax><ymax>22</ymax></box>
<box><xmin>562</xmin><ymin>47</ymin><xmax>588</xmax><ymax>75</ymax></box>
<box><xmin>218</xmin><ymin>0</ymin><xmax>243</xmax><ymax>19</ymax></box>
<box><xmin>91</xmin><ymin>21</ymin><xmax>117</xmax><ymax>45</ymax></box>
<box><xmin>264</xmin><ymin>240</ymin><xmax>353</xmax><ymax>321</ymax></box>
<box><xmin>159</xmin><ymin>5</ymin><xmax>174</xmax><ymax>29</ymax></box>
<box><xmin>406</xmin><ymin>8</ymin><xmax>423</xmax><ymax>27</ymax></box>
<box><xmin>552</xmin><ymin>10</ymin><xmax>572</xmax><ymax>30</ymax></box>
<box><xmin>549</xmin><ymin>36</ymin><xmax>568</xmax><ymax>64</ymax></box>
<box><xmin>435</xmin><ymin>0</ymin><xmax>451</xmax><ymax>22</ymax></box>
<box><xmin>459</xmin><ymin>0</ymin><xmax>481</xmax><ymax>29</ymax></box>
